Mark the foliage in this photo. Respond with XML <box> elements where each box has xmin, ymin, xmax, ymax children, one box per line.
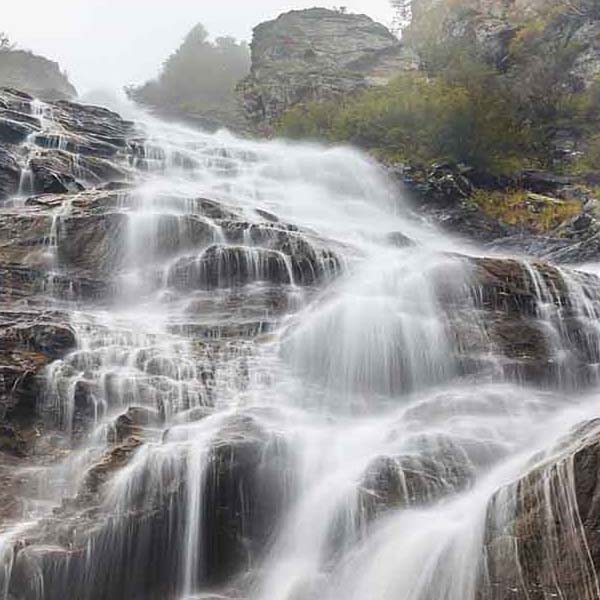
<box><xmin>471</xmin><ymin>189</ymin><xmax>582</xmax><ymax>232</ymax></box>
<box><xmin>279</xmin><ymin>72</ymin><xmax>531</xmax><ymax>173</ymax></box>
<box><xmin>126</xmin><ymin>23</ymin><xmax>250</xmax><ymax>115</ymax></box>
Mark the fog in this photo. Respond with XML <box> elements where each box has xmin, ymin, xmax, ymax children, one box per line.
<box><xmin>4</xmin><ymin>0</ymin><xmax>395</xmax><ymax>93</ymax></box>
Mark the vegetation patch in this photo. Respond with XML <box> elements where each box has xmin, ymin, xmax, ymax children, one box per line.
<box><xmin>471</xmin><ymin>189</ymin><xmax>582</xmax><ymax>233</ymax></box>
<box><xmin>278</xmin><ymin>72</ymin><xmax>532</xmax><ymax>174</ymax></box>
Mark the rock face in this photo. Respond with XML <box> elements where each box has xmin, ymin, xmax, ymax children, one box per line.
<box><xmin>0</xmin><ymin>50</ymin><xmax>77</xmax><ymax>100</ymax></box>
<box><xmin>442</xmin><ymin>256</ymin><xmax>600</xmax><ymax>386</ymax></box>
<box><xmin>410</xmin><ymin>0</ymin><xmax>600</xmax><ymax>88</ymax></box>
<box><xmin>238</xmin><ymin>8</ymin><xmax>418</xmax><ymax>127</ymax></box>
<box><xmin>481</xmin><ymin>420</ymin><xmax>600</xmax><ymax>599</ymax></box>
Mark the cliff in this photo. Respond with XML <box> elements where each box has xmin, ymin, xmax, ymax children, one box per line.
<box><xmin>237</xmin><ymin>8</ymin><xmax>418</xmax><ymax>129</ymax></box>
<box><xmin>0</xmin><ymin>49</ymin><xmax>77</xmax><ymax>100</ymax></box>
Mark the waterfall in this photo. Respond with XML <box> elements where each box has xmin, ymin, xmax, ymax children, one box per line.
<box><xmin>2</xmin><ymin>93</ymin><xmax>600</xmax><ymax>600</ymax></box>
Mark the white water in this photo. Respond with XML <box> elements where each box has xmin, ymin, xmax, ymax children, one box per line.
<box><xmin>1</xmin><ymin>101</ymin><xmax>600</xmax><ymax>600</ymax></box>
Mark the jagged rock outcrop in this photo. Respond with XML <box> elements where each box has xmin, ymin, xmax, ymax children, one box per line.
<box><xmin>0</xmin><ymin>50</ymin><xmax>77</xmax><ymax>100</ymax></box>
<box><xmin>238</xmin><ymin>8</ymin><xmax>418</xmax><ymax>128</ymax></box>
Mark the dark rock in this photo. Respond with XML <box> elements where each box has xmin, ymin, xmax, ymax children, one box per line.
<box><xmin>255</xmin><ymin>208</ymin><xmax>279</xmax><ymax>222</ymax></box>
<box><xmin>57</xmin><ymin>211</ymin><xmax>129</xmax><ymax>274</ymax></box>
<box><xmin>28</xmin><ymin>150</ymin><xmax>130</xmax><ymax>194</ymax></box>
<box><xmin>168</xmin><ymin>241</ymin><xmax>339</xmax><ymax>290</ymax></box>
<box><xmin>0</xmin><ymin>314</ymin><xmax>76</xmax><ymax>427</ymax></box>
<box><xmin>357</xmin><ymin>432</ymin><xmax>497</xmax><ymax>521</ymax></box>
<box><xmin>0</xmin><ymin>423</ymin><xmax>25</xmax><ymax>455</ymax></box>
<box><xmin>517</xmin><ymin>170</ymin><xmax>575</xmax><ymax>196</ymax></box>
<box><xmin>437</xmin><ymin>256</ymin><xmax>600</xmax><ymax>386</ymax></box>
<box><xmin>202</xmin><ymin>414</ymin><xmax>291</xmax><ymax>584</ymax></box>
<box><xmin>110</xmin><ymin>406</ymin><xmax>163</xmax><ymax>443</ymax></box>
<box><xmin>51</xmin><ymin>100</ymin><xmax>134</xmax><ymax>143</ymax></box>
<box><xmin>0</xmin><ymin>146</ymin><xmax>21</xmax><ymax>200</ymax></box>
<box><xmin>481</xmin><ymin>420</ymin><xmax>600</xmax><ymax>599</ymax></box>
<box><xmin>0</xmin><ymin>117</ymin><xmax>37</xmax><ymax>144</ymax></box>
<box><xmin>84</xmin><ymin>436</ymin><xmax>145</xmax><ymax>495</ymax></box>
<box><xmin>7</xmin><ymin>413</ymin><xmax>291</xmax><ymax>599</ymax></box>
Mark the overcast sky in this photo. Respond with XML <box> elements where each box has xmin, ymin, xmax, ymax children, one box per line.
<box><xmin>4</xmin><ymin>1</ymin><xmax>395</xmax><ymax>93</ymax></box>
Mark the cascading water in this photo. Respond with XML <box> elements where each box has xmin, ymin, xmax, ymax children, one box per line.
<box><xmin>2</xmin><ymin>93</ymin><xmax>600</xmax><ymax>600</ymax></box>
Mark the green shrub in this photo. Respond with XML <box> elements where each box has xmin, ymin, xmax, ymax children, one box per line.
<box><xmin>279</xmin><ymin>72</ymin><xmax>531</xmax><ymax>173</ymax></box>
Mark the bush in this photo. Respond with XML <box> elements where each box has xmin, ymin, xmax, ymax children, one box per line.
<box><xmin>279</xmin><ymin>72</ymin><xmax>531</xmax><ymax>173</ymax></box>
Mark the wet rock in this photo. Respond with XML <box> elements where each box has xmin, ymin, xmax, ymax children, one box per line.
<box><xmin>0</xmin><ymin>146</ymin><xmax>21</xmax><ymax>199</ymax></box>
<box><xmin>437</xmin><ymin>256</ymin><xmax>600</xmax><ymax>386</ymax></box>
<box><xmin>169</xmin><ymin>241</ymin><xmax>339</xmax><ymax>290</ymax></box>
<box><xmin>480</xmin><ymin>421</ymin><xmax>600</xmax><ymax>600</ymax></box>
<box><xmin>84</xmin><ymin>436</ymin><xmax>145</xmax><ymax>495</ymax></box>
<box><xmin>0</xmin><ymin>423</ymin><xmax>26</xmax><ymax>455</ymax></box>
<box><xmin>0</xmin><ymin>107</ymin><xmax>41</xmax><ymax>129</ymax></box>
<box><xmin>30</xmin><ymin>156</ymin><xmax>85</xmax><ymax>194</ymax></box>
<box><xmin>0</xmin><ymin>117</ymin><xmax>37</xmax><ymax>144</ymax></box>
<box><xmin>51</xmin><ymin>101</ymin><xmax>134</xmax><ymax>144</ymax></box>
<box><xmin>469</xmin><ymin>257</ymin><xmax>554</xmax><ymax>316</ymax></box>
<box><xmin>57</xmin><ymin>211</ymin><xmax>129</xmax><ymax>274</ymax></box>
<box><xmin>110</xmin><ymin>406</ymin><xmax>163</xmax><ymax>443</ymax></box>
<box><xmin>386</xmin><ymin>231</ymin><xmax>415</xmax><ymax>248</ymax></box>
<box><xmin>358</xmin><ymin>436</ymin><xmax>482</xmax><ymax>519</ymax></box>
<box><xmin>6</xmin><ymin>413</ymin><xmax>291</xmax><ymax>599</ymax></box>
<box><xmin>0</xmin><ymin>314</ymin><xmax>76</xmax><ymax>428</ymax></box>
<box><xmin>193</xmin><ymin>197</ymin><xmax>240</xmax><ymax>221</ymax></box>
<box><xmin>72</xmin><ymin>379</ymin><xmax>98</xmax><ymax>420</ymax></box>
<box><xmin>28</xmin><ymin>150</ymin><xmax>130</xmax><ymax>194</ymax></box>
<box><xmin>0</xmin><ymin>88</ymin><xmax>34</xmax><ymax>113</ymax></box>
<box><xmin>395</xmin><ymin>163</ymin><xmax>511</xmax><ymax>244</ymax></box>
<box><xmin>202</xmin><ymin>414</ymin><xmax>291</xmax><ymax>584</ymax></box>
<box><xmin>32</xmin><ymin>131</ymin><xmax>121</xmax><ymax>158</ymax></box>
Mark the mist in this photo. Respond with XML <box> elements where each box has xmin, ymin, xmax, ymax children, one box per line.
<box><xmin>4</xmin><ymin>0</ymin><xmax>394</xmax><ymax>93</ymax></box>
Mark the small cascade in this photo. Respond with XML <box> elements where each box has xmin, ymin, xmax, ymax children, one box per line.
<box><xmin>520</xmin><ymin>260</ymin><xmax>600</xmax><ymax>386</ymax></box>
